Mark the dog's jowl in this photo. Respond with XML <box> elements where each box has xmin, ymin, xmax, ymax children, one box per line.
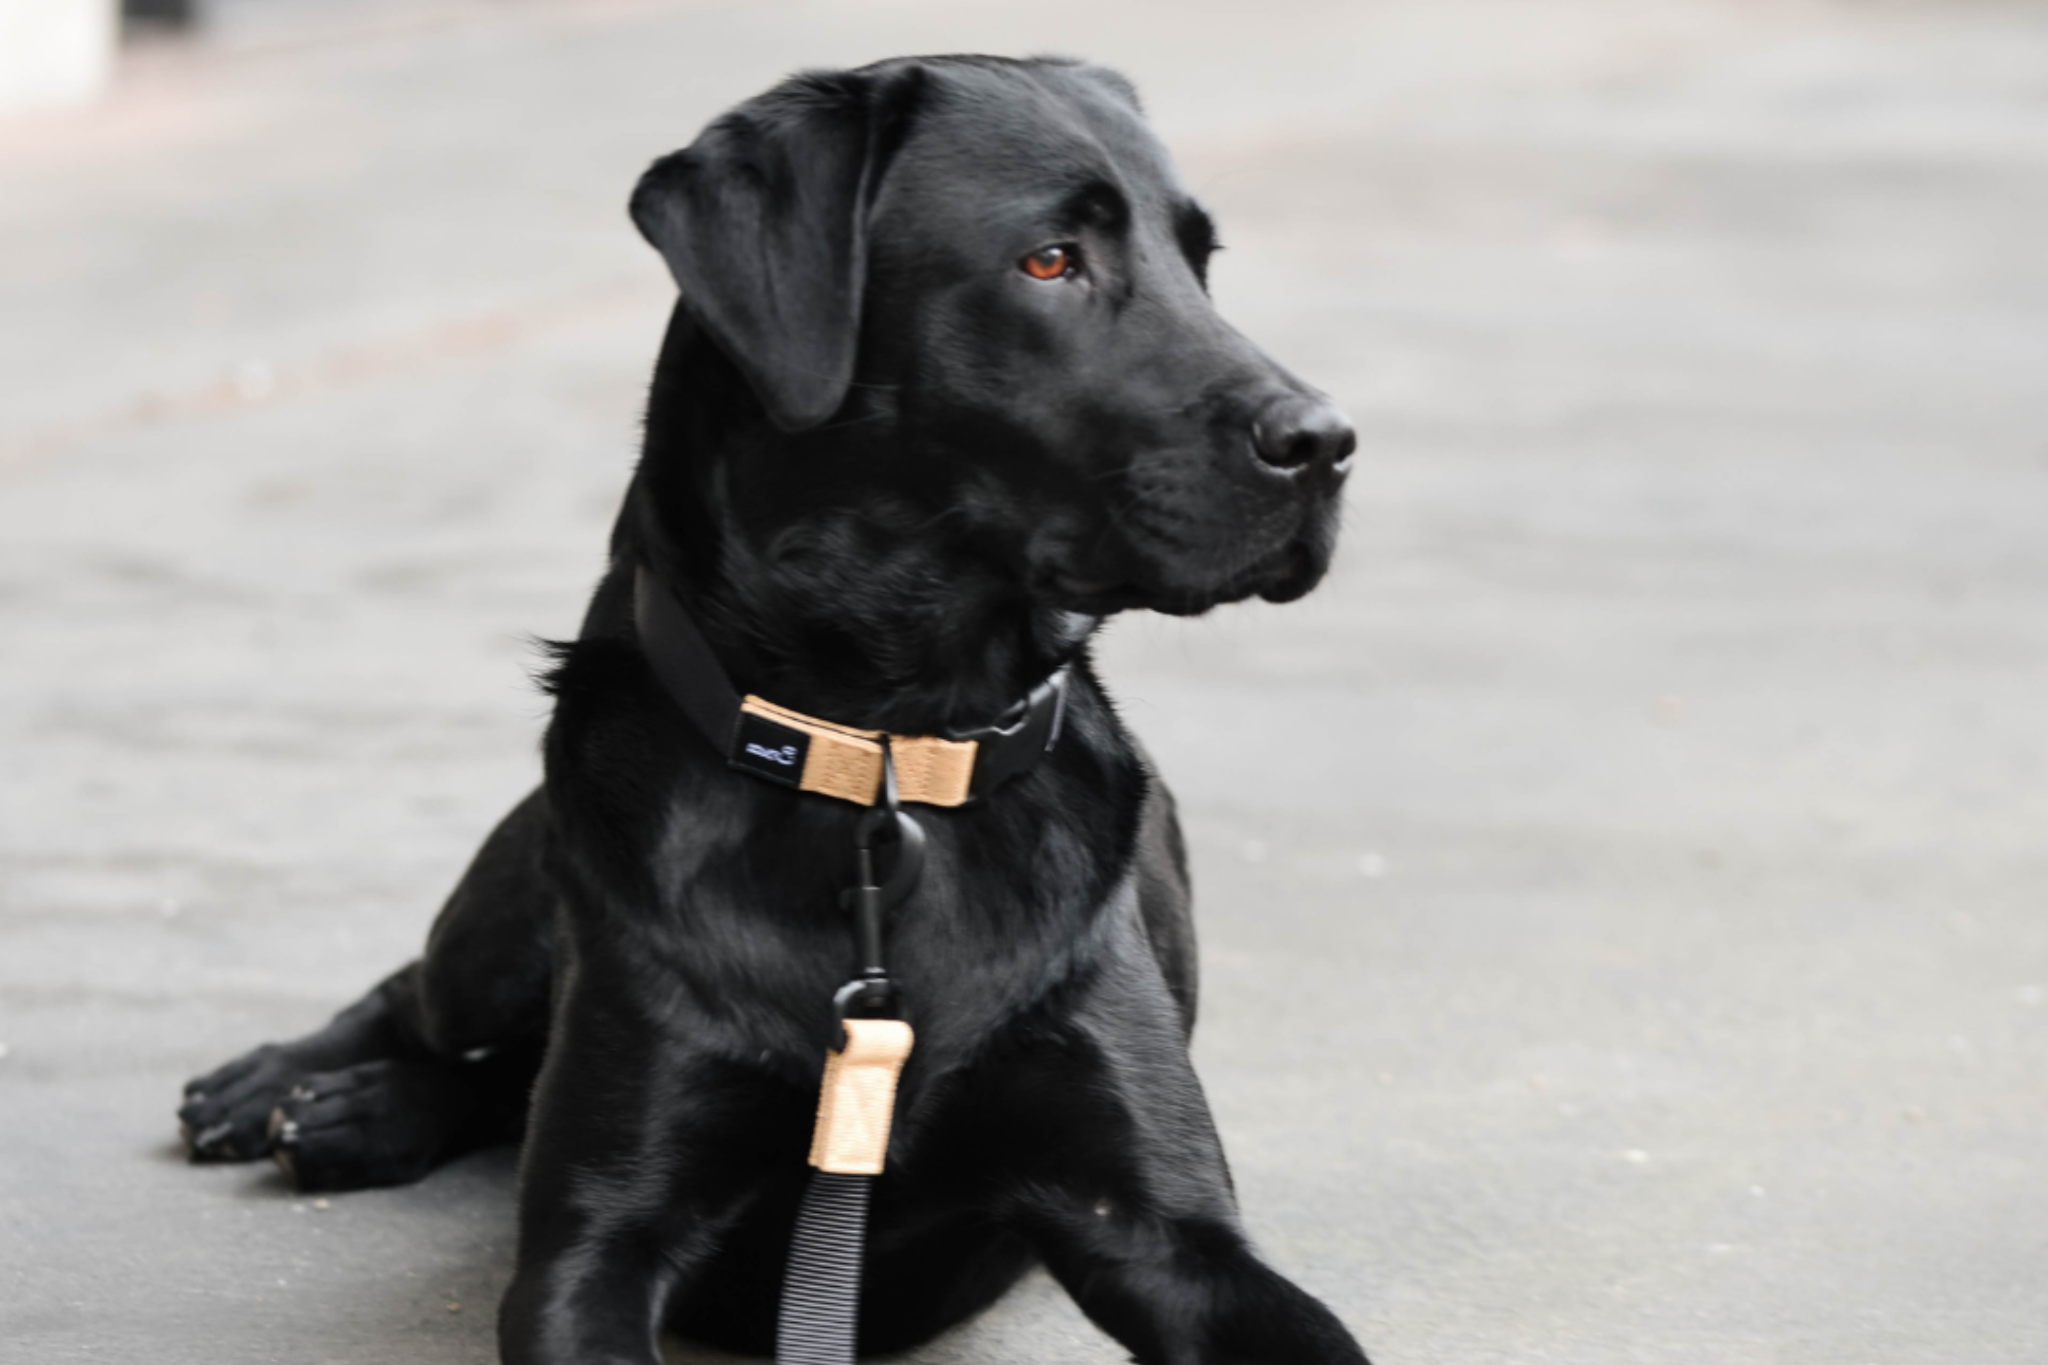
<box><xmin>178</xmin><ymin>55</ymin><xmax>1364</xmax><ymax>1365</ymax></box>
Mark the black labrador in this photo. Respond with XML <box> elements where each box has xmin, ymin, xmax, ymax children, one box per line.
<box><xmin>178</xmin><ymin>55</ymin><xmax>1365</xmax><ymax>1365</ymax></box>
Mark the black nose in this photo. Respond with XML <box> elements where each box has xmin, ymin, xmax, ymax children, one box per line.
<box><xmin>1252</xmin><ymin>396</ymin><xmax>1356</xmax><ymax>474</ymax></box>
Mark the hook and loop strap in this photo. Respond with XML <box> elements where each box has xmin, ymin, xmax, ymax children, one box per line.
<box><xmin>807</xmin><ymin>1018</ymin><xmax>913</xmax><ymax>1174</ymax></box>
<box><xmin>739</xmin><ymin>696</ymin><xmax>978</xmax><ymax>806</ymax></box>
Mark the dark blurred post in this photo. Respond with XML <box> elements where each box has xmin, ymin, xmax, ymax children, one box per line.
<box><xmin>122</xmin><ymin>0</ymin><xmax>196</xmax><ymax>32</ymax></box>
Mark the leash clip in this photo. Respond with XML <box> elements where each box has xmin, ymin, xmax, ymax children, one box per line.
<box><xmin>833</xmin><ymin>740</ymin><xmax>925</xmax><ymax>1047</ymax></box>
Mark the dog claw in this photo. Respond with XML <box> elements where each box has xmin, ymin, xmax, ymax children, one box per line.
<box><xmin>268</xmin><ymin>1107</ymin><xmax>305</xmax><ymax>1186</ymax></box>
<box><xmin>192</xmin><ymin>1121</ymin><xmax>238</xmax><ymax>1158</ymax></box>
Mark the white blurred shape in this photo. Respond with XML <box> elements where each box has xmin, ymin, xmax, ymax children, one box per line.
<box><xmin>0</xmin><ymin>0</ymin><xmax>116</xmax><ymax>118</ymax></box>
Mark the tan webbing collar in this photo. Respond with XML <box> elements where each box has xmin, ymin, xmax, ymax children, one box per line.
<box><xmin>634</xmin><ymin>564</ymin><xmax>1069</xmax><ymax>810</ymax></box>
<box><xmin>741</xmin><ymin>696</ymin><xmax>977</xmax><ymax>807</ymax></box>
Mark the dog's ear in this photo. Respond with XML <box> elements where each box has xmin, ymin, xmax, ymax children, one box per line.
<box><xmin>630</xmin><ymin>66</ymin><xmax>925</xmax><ymax>432</ymax></box>
<box><xmin>1061</xmin><ymin>60</ymin><xmax>1144</xmax><ymax>116</ymax></box>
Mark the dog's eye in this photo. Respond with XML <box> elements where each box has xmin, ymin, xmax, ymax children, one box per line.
<box><xmin>1020</xmin><ymin>245</ymin><xmax>1080</xmax><ymax>281</ymax></box>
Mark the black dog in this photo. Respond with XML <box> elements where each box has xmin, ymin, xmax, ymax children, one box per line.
<box><xmin>179</xmin><ymin>55</ymin><xmax>1363</xmax><ymax>1365</ymax></box>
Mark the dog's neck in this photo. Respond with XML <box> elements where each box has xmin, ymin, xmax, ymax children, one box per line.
<box><xmin>613</xmin><ymin>313</ymin><xmax>1096</xmax><ymax>736</ymax></box>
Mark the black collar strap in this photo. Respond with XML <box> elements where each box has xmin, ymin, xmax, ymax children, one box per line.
<box><xmin>633</xmin><ymin>565</ymin><xmax>1068</xmax><ymax>808</ymax></box>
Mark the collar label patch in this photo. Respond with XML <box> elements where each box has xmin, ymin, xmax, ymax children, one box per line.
<box><xmin>730</xmin><ymin>710</ymin><xmax>811</xmax><ymax>787</ymax></box>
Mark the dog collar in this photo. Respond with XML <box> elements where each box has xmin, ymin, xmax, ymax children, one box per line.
<box><xmin>632</xmin><ymin>565</ymin><xmax>1068</xmax><ymax>807</ymax></box>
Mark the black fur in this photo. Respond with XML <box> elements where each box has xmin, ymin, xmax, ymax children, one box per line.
<box><xmin>179</xmin><ymin>55</ymin><xmax>1362</xmax><ymax>1365</ymax></box>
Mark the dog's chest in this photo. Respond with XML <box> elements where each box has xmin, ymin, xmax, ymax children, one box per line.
<box><xmin>627</xmin><ymin>798</ymin><xmax>1127</xmax><ymax>1056</ymax></box>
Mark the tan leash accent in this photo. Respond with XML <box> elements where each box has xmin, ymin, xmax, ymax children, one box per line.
<box><xmin>741</xmin><ymin>696</ymin><xmax>977</xmax><ymax>807</ymax></box>
<box><xmin>807</xmin><ymin>1018</ymin><xmax>915</xmax><ymax>1176</ymax></box>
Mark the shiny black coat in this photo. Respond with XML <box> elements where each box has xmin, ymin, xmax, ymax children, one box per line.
<box><xmin>179</xmin><ymin>55</ymin><xmax>1363</xmax><ymax>1365</ymax></box>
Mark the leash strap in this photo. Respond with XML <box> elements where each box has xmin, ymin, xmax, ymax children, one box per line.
<box><xmin>633</xmin><ymin>565</ymin><xmax>1067</xmax><ymax>806</ymax></box>
<box><xmin>776</xmin><ymin>1172</ymin><xmax>872</xmax><ymax>1365</ymax></box>
<box><xmin>775</xmin><ymin>1016</ymin><xmax>915</xmax><ymax>1364</ymax></box>
<box><xmin>772</xmin><ymin>756</ymin><xmax>922</xmax><ymax>1365</ymax></box>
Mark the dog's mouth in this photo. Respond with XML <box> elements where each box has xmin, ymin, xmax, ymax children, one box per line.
<box><xmin>1248</xmin><ymin>537</ymin><xmax>1331</xmax><ymax>605</ymax></box>
<box><xmin>1044</xmin><ymin>571</ymin><xmax>1163</xmax><ymax>616</ymax></box>
<box><xmin>1020</xmin><ymin>432</ymin><xmax>1347</xmax><ymax>619</ymax></box>
<box><xmin>1045</xmin><ymin>534</ymin><xmax>1330</xmax><ymax>618</ymax></box>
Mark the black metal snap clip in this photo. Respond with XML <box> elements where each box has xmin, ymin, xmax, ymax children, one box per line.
<box><xmin>833</xmin><ymin>741</ymin><xmax>926</xmax><ymax>1047</ymax></box>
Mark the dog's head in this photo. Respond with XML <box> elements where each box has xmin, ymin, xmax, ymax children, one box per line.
<box><xmin>631</xmin><ymin>56</ymin><xmax>1352</xmax><ymax>625</ymax></box>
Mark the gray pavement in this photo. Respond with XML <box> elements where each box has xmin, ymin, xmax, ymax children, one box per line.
<box><xmin>4</xmin><ymin>1</ymin><xmax>2047</xmax><ymax>1361</ymax></box>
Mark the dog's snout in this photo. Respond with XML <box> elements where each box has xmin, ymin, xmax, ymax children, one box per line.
<box><xmin>1251</xmin><ymin>397</ymin><xmax>1355</xmax><ymax>475</ymax></box>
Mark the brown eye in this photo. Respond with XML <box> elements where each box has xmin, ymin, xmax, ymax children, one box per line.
<box><xmin>1020</xmin><ymin>245</ymin><xmax>1078</xmax><ymax>280</ymax></box>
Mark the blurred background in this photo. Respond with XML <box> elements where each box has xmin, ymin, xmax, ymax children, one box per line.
<box><xmin>2</xmin><ymin>1</ymin><xmax>2045</xmax><ymax>1362</ymax></box>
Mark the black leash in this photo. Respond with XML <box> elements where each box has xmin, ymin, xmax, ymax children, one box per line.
<box><xmin>775</xmin><ymin>1171</ymin><xmax>873</xmax><ymax>1365</ymax></box>
<box><xmin>776</xmin><ymin>752</ymin><xmax>922</xmax><ymax>1365</ymax></box>
<box><xmin>629</xmin><ymin>564</ymin><xmax>1063</xmax><ymax>1365</ymax></box>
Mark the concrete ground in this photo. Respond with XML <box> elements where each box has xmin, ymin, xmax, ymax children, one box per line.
<box><xmin>3</xmin><ymin>1</ymin><xmax>2046</xmax><ymax>1361</ymax></box>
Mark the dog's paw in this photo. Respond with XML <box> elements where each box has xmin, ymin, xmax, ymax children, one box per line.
<box><xmin>179</xmin><ymin>1043</ymin><xmax>306</xmax><ymax>1162</ymax></box>
<box><xmin>266</xmin><ymin>1059</ymin><xmax>467</xmax><ymax>1193</ymax></box>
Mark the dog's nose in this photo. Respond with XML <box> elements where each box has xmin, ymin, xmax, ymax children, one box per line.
<box><xmin>1251</xmin><ymin>396</ymin><xmax>1355</xmax><ymax>475</ymax></box>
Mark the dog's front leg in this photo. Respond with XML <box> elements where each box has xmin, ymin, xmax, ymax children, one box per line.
<box><xmin>1031</xmin><ymin>1201</ymin><xmax>1369</xmax><ymax>1365</ymax></box>
<box><xmin>498</xmin><ymin>995</ymin><xmax>795</xmax><ymax>1365</ymax></box>
<box><xmin>988</xmin><ymin>936</ymin><xmax>1370</xmax><ymax>1364</ymax></box>
<box><xmin>1012</xmin><ymin>1066</ymin><xmax>1370</xmax><ymax>1365</ymax></box>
